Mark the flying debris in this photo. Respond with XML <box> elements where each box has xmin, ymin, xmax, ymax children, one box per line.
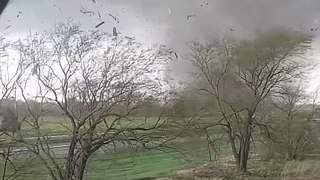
<box><xmin>80</xmin><ymin>6</ymin><xmax>94</xmax><ymax>16</ymax></box>
<box><xmin>124</xmin><ymin>36</ymin><xmax>134</xmax><ymax>40</ymax></box>
<box><xmin>230</xmin><ymin>28</ymin><xmax>235</xmax><ymax>31</ymax></box>
<box><xmin>186</xmin><ymin>15</ymin><xmax>196</xmax><ymax>20</ymax></box>
<box><xmin>113</xmin><ymin>27</ymin><xmax>118</xmax><ymax>36</ymax></box>
<box><xmin>95</xmin><ymin>21</ymin><xmax>105</xmax><ymax>28</ymax></box>
<box><xmin>4</xmin><ymin>25</ymin><xmax>11</xmax><ymax>30</ymax></box>
<box><xmin>80</xmin><ymin>9</ymin><xmax>94</xmax><ymax>15</ymax></box>
<box><xmin>173</xmin><ymin>52</ymin><xmax>178</xmax><ymax>59</ymax></box>
<box><xmin>16</xmin><ymin>11</ymin><xmax>22</xmax><ymax>18</ymax></box>
<box><xmin>109</xmin><ymin>14</ymin><xmax>119</xmax><ymax>23</ymax></box>
<box><xmin>163</xmin><ymin>50</ymin><xmax>179</xmax><ymax>60</ymax></box>
<box><xmin>92</xmin><ymin>0</ymin><xmax>96</xmax><ymax>3</ymax></box>
<box><xmin>168</xmin><ymin>8</ymin><xmax>171</xmax><ymax>15</ymax></box>
<box><xmin>98</xmin><ymin>12</ymin><xmax>101</xmax><ymax>19</ymax></box>
<box><xmin>201</xmin><ymin>3</ymin><xmax>209</xmax><ymax>7</ymax></box>
<box><xmin>109</xmin><ymin>14</ymin><xmax>116</xmax><ymax>21</ymax></box>
<box><xmin>310</xmin><ymin>27</ymin><xmax>319</xmax><ymax>31</ymax></box>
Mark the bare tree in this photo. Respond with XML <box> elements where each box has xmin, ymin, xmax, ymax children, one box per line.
<box><xmin>16</xmin><ymin>22</ymin><xmax>176</xmax><ymax>180</ymax></box>
<box><xmin>189</xmin><ymin>30</ymin><xmax>311</xmax><ymax>172</ymax></box>
<box><xmin>1</xmin><ymin>145</ymin><xmax>14</xmax><ymax>180</ymax></box>
<box><xmin>0</xmin><ymin>37</ymin><xmax>24</xmax><ymax>134</ymax></box>
<box><xmin>268</xmin><ymin>84</ymin><xmax>319</xmax><ymax>160</ymax></box>
<box><xmin>0</xmin><ymin>38</ymin><xmax>27</xmax><ymax>180</ymax></box>
<box><xmin>0</xmin><ymin>144</ymin><xmax>30</xmax><ymax>180</ymax></box>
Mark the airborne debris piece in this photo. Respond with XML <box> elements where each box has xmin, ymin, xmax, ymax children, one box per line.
<box><xmin>230</xmin><ymin>28</ymin><xmax>235</xmax><ymax>31</ymax></box>
<box><xmin>124</xmin><ymin>36</ymin><xmax>134</xmax><ymax>40</ymax></box>
<box><xmin>113</xmin><ymin>27</ymin><xmax>118</xmax><ymax>36</ymax></box>
<box><xmin>5</xmin><ymin>25</ymin><xmax>11</xmax><ymax>29</ymax></box>
<box><xmin>201</xmin><ymin>3</ymin><xmax>209</xmax><ymax>7</ymax></box>
<box><xmin>16</xmin><ymin>11</ymin><xmax>22</xmax><ymax>18</ymax></box>
<box><xmin>168</xmin><ymin>51</ymin><xmax>178</xmax><ymax>59</ymax></box>
<box><xmin>95</xmin><ymin>21</ymin><xmax>105</xmax><ymax>28</ymax></box>
<box><xmin>80</xmin><ymin>9</ymin><xmax>94</xmax><ymax>15</ymax></box>
<box><xmin>175</xmin><ymin>52</ymin><xmax>178</xmax><ymax>59</ymax></box>
<box><xmin>173</xmin><ymin>52</ymin><xmax>178</xmax><ymax>59</ymax></box>
<box><xmin>186</xmin><ymin>15</ymin><xmax>196</xmax><ymax>20</ymax></box>
<box><xmin>109</xmin><ymin>14</ymin><xmax>116</xmax><ymax>21</ymax></box>
<box><xmin>80</xmin><ymin>6</ymin><xmax>95</xmax><ymax>16</ymax></box>
<box><xmin>109</xmin><ymin>14</ymin><xmax>119</xmax><ymax>23</ymax></box>
<box><xmin>310</xmin><ymin>27</ymin><xmax>319</xmax><ymax>31</ymax></box>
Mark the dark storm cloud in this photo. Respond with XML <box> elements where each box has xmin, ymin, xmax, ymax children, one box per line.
<box><xmin>118</xmin><ymin>0</ymin><xmax>320</xmax><ymax>79</ymax></box>
<box><xmin>2</xmin><ymin>0</ymin><xmax>320</xmax><ymax>45</ymax></box>
<box><xmin>216</xmin><ymin>0</ymin><xmax>320</xmax><ymax>35</ymax></box>
<box><xmin>121</xmin><ymin>0</ymin><xmax>320</xmax><ymax>49</ymax></box>
<box><xmin>0</xmin><ymin>0</ymin><xmax>320</xmax><ymax>80</ymax></box>
<box><xmin>0</xmin><ymin>0</ymin><xmax>167</xmax><ymax>43</ymax></box>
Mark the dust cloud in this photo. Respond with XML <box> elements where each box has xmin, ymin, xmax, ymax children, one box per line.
<box><xmin>121</xmin><ymin>0</ymin><xmax>320</xmax><ymax>80</ymax></box>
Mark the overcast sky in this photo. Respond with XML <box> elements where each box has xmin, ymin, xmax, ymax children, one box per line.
<box><xmin>1</xmin><ymin>0</ymin><xmax>320</xmax><ymax>91</ymax></box>
<box><xmin>2</xmin><ymin>0</ymin><xmax>320</xmax><ymax>45</ymax></box>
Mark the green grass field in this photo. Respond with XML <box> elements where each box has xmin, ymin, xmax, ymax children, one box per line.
<box><xmin>1</xmin><ymin>116</ymin><xmax>168</xmax><ymax>146</ymax></box>
<box><xmin>86</xmin><ymin>149</ymin><xmax>188</xmax><ymax>180</ymax></box>
<box><xmin>18</xmin><ymin>116</ymin><xmax>167</xmax><ymax>136</ymax></box>
<box><xmin>1</xmin><ymin>116</ymin><xmax>319</xmax><ymax>180</ymax></box>
<box><xmin>1</xmin><ymin>138</ymin><xmax>288</xmax><ymax>180</ymax></box>
<box><xmin>1</xmin><ymin>138</ymin><xmax>216</xmax><ymax>180</ymax></box>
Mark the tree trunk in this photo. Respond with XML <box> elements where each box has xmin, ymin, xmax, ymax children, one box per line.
<box><xmin>238</xmin><ymin>136</ymin><xmax>250</xmax><ymax>172</ymax></box>
<box><xmin>237</xmin><ymin>117</ymin><xmax>252</xmax><ymax>173</ymax></box>
<box><xmin>228</xmin><ymin>128</ymin><xmax>252</xmax><ymax>172</ymax></box>
<box><xmin>65</xmin><ymin>151</ymin><xmax>89</xmax><ymax>180</ymax></box>
<box><xmin>228</xmin><ymin>132</ymin><xmax>240</xmax><ymax>170</ymax></box>
<box><xmin>227</xmin><ymin>110</ymin><xmax>254</xmax><ymax>173</ymax></box>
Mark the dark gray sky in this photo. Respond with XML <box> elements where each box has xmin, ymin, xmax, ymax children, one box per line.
<box><xmin>1</xmin><ymin>0</ymin><xmax>320</xmax><ymax>89</ymax></box>
<box><xmin>0</xmin><ymin>0</ymin><xmax>169</xmax><ymax>44</ymax></box>
<box><xmin>2</xmin><ymin>0</ymin><xmax>320</xmax><ymax>44</ymax></box>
